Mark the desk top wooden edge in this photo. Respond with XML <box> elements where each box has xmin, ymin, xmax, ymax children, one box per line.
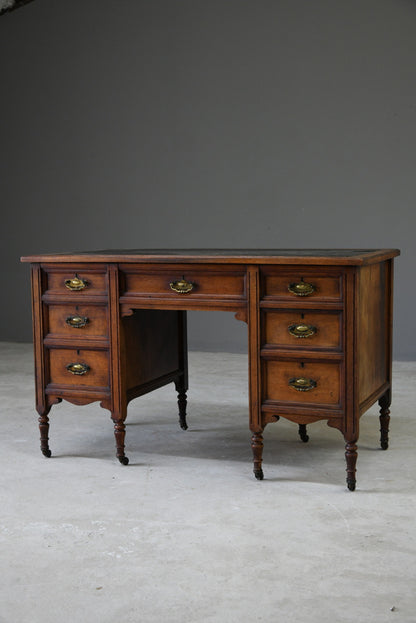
<box><xmin>21</xmin><ymin>248</ymin><xmax>400</xmax><ymax>266</ymax></box>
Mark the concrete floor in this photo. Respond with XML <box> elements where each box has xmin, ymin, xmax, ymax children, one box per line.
<box><xmin>0</xmin><ymin>342</ymin><xmax>415</xmax><ymax>623</ymax></box>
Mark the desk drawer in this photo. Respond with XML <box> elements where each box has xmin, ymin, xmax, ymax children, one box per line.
<box><xmin>120</xmin><ymin>264</ymin><xmax>246</xmax><ymax>302</ymax></box>
<box><xmin>263</xmin><ymin>311</ymin><xmax>342</xmax><ymax>350</ymax></box>
<box><xmin>264</xmin><ymin>360</ymin><xmax>341</xmax><ymax>407</ymax></box>
<box><xmin>261</xmin><ymin>269</ymin><xmax>342</xmax><ymax>302</ymax></box>
<box><xmin>47</xmin><ymin>304</ymin><xmax>108</xmax><ymax>338</ymax></box>
<box><xmin>43</xmin><ymin>264</ymin><xmax>108</xmax><ymax>297</ymax></box>
<box><xmin>47</xmin><ymin>348</ymin><xmax>109</xmax><ymax>388</ymax></box>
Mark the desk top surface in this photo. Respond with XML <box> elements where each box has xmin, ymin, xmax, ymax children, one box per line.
<box><xmin>21</xmin><ymin>249</ymin><xmax>400</xmax><ymax>265</ymax></box>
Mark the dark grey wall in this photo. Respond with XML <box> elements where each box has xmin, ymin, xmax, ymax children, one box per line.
<box><xmin>1</xmin><ymin>0</ymin><xmax>415</xmax><ymax>358</ymax></box>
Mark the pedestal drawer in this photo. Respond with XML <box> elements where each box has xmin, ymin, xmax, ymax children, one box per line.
<box><xmin>264</xmin><ymin>360</ymin><xmax>341</xmax><ymax>407</ymax></box>
<box><xmin>47</xmin><ymin>305</ymin><xmax>108</xmax><ymax>338</ymax></box>
<box><xmin>263</xmin><ymin>311</ymin><xmax>342</xmax><ymax>350</ymax></box>
<box><xmin>43</xmin><ymin>264</ymin><xmax>108</xmax><ymax>297</ymax></box>
<box><xmin>47</xmin><ymin>349</ymin><xmax>109</xmax><ymax>388</ymax></box>
<box><xmin>261</xmin><ymin>269</ymin><xmax>342</xmax><ymax>302</ymax></box>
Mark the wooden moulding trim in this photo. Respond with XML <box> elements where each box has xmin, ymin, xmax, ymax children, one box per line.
<box><xmin>346</xmin><ymin>267</ymin><xmax>359</xmax><ymax>440</ymax></box>
<box><xmin>42</xmin><ymin>297</ymin><xmax>108</xmax><ymax>307</ymax></box>
<box><xmin>119</xmin><ymin>296</ymin><xmax>247</xmax><ymax>311</ymax></box>
<box><xmin>247</xmin><ymin>266</ymin><xmax>262</xmax><ymax>432</ymax></box>
<box><xmin>38</xmin><ymin>262</ymin><xmax>108</xmax><ymax>272</ymax></box>
<box><xmin>386</xmin><ymin>259</ymin><xmax>394</xmax><ymax>389</ymax></box>
<box><xmin>31</xmin><ymin>265</ymin><xmax>47</xmax><ymax>408</ymax></box>
<box><xmin>262</xmin><ymin>401</ymin><xmax>343</xmax><ymax>416</ymax></box>
<box><xmin>42</xmin><ymin>294</ymin><xmax>108</xmax><ymax>305</ymax></box>
<box><xmin>43</xmin><ymin>337</ymin><xmax>109</xmax><ymax>349</ymax></box>
<box><xmin>119</xmin><ymin>264</ymin><xmax>248</xmax><ymax>275</ymax></box>
<box><xmin>107</xmin><ymin>265</ymin><xmax>124</xmax><ymax>417</ymax></box>
<box><xmin>262</xmin><ymin>412</ymin><xmax>343</xmax><ymax>426</ymax></box>
<box><xmin>20</xmin><ymin>249</ymin><xmax>400</xmax><ymax>265</ymax></box>
<box><xmin>260</xmin><ymin>298</ymin><xmax>344</xmax><ymax>311</ymax></box>
<box><xmin>260</xmin><ymin>347</ymin><xmax>343</xmax><ymax>361</ymax></box>
<box><xmin>45</xmin><ymin>385</ymin><xmax>110</xmax><ymax>399</ymax></box>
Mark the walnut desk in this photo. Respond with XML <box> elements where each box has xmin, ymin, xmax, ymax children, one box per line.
<box><xmin>21</xmin><ymin>249</ymin><xmax>400</xmax><ymax>490</ymax></box>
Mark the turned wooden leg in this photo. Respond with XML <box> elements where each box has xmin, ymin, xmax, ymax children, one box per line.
<box><xmin>38</xmin><ymin>412</ymin><xmax>52</xmax><ymax>458</ymax></box>
<box><xmin>175</xmin><ymin>379</ymin><xmax>188</xmax><ymax>431</ymax></box>
<box><xmin>379</xmin><ymin>392</ymin><xmax>391</xmax><ymax>450</ymax></box>
<box><xmin>112</xmin><ymin>417</ymin><xmax>129</xmax><ymax>465</ymax></box>
<box><xmin>345</xmin><ymin>439</ymin><xmax>358</xmax><ymax>491</ymax></box>
<box><xmin>251</xmin><ymin>431</ymin><xmax>264</xmax><ymax>480</ymax></box>
<box><xmin>298</xmin><ymin>424</ymin><xmax>309</xmax><ymax>443</ymax></box>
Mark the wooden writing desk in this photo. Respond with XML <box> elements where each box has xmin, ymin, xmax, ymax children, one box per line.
<box><xmin>21</xmin><ymin>249</ymin><xmax>400</xmax><ymax>490</ymax></box>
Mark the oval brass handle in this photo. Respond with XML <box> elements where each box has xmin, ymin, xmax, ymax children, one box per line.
<box><xmin>288</xmin><ymin>377</ymin><xmax>317</xmax><ymax>392</ymax></box>
<box><xmin>288</xmin><ymin>281</ymin><xmax>315</xmax><ymax>297</ymax></box>
<box><xmin>65</xmin><ymin>276</ymin><xmax>88</xmax><ymax>291</ymax></box>
<box><xmin>169</xmin><ymin>277</ymin><xmax>194</xmax><ymax>294</ymax></box>
<box><xmin>66</xmin><ymin>315</ymin><xmax>89</xmax><ymax>328</ymax></box>
<box><xmin>288</xmin><ymin>323</ymin><xmax>316</xmax><ymax>338</ymax></box>
<box><xmin>66</xmin><ymin>362</ymin><xmax>90</xmax><ymax>375</ymax></box>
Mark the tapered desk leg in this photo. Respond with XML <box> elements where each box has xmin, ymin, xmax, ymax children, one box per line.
<box><xmin>112</xmin><ymin>416</ymin><xmax>129</xmax><ymax>465</ymax></box>
<box><xmin>176</xmin><ymin>310</ymin><xmax>189</xmax><ymax>431</ymax></box>
<box><xmin>344</xmin><ymin>437</ymin><xmax>358</xmax><ymax>491</ymax></box>
<box><xmin>251</xmin><ymin>431</ymin><xmax>264</xmax><ymax>480</ymax></box>
<box><xmin>298</xmin><ymin>424</ymin><xmax>309</xmax><ymax>443</ymax></box>
<box><xmin>379</xmin><ymin>392</ymin><xmax>391</xmax><ymax>450</ymax></box>
<box><xmin>38</xmin><ymin>410</ymin><xmax>52</xmax><ymax>458</ymax></box>
<box><xmin>175</xmin><ymin>379</ymin><xmax>188</xmax><ymax>430</ymax></box>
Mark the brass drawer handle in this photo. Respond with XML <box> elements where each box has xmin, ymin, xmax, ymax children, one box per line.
<box><xmin>288</xmin><ymin>281</ymin><xmax>315</xmax><ymax>297</ymax></box>
<box><xmin>169</xmin><ymin>277</ymin><xmax>194</xmax><ymax>294</ymax></box>
<box><xmin>66</xmin><ymin>362</ymin><xmax>90</xmax><ymax>375</ymax></box>
<box><xmin>65</xmin><ymin>276</ymin><xmax>88</xmax><ymax>291</ymax></box>
<box><xmin>66</xmin><ymin>315</ymin><xmax>89</xmax><ymax>328</ymax></box>
<box><xmin>288</xmin><ymin>323</ymin><xmax>316</xmax><ymax>338</ymax></box>
<box><xmin>289</xmin><ymin>377</ymin><xmax>317</xmax><ymax>392</ymax></box>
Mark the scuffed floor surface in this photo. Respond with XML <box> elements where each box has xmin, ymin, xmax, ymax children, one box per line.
<box><xmin>0</xmin><ymin>342</ymin><xmax>415</xmax><ymax>623</ymax></box>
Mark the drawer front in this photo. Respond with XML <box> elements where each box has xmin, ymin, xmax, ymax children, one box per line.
<box><xmin>263</xmin><ymin>311</ymin><xmax>342</xmax><ymax>350</ymax></box>
<box><xmin>43</xmin><ymin>264</ymin><xmax>107</xmax><ymax>297</ymax></box>
<box><xmin>262</xmin><ymin>269</ymin><xmax>342</xmax><ymax>301</ymax></box>
<box><xmin>47</xmin><ymin>305</ymin><xmax>108</xmax><ymax>338</ymax></box>
<box><xmin>120</xmin><ymin>264</ymin><xmax>246</xmax><ymax>301</ymax></box>
<box><xmin>47</xmin><ymin>349</ymin><xmax>109</xmax><ymax>388</ymax></box>
<box><xmin>264</xmin><ymin>360</ymin><xmax>341</xmax><ymax>406</ymax></box>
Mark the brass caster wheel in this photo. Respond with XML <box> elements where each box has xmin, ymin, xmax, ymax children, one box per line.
<box><xmin>42</xmin><ymin>449</ymin><xmax>52</xmax><ymax>458</ymax></box>
<box><xmin>118</xmin><ymin>456</ymin><xmax>129</xmax><ymax>465</ymax></box>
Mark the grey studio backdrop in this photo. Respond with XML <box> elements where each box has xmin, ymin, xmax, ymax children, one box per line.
<box><xmin>1</xmin><ymin>0</ymin><xmax>415</xmax><ymax>359</ymax></box>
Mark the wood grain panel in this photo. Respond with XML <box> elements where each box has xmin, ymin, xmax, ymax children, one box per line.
<box><xmin>122</xmin><ymin>309</ymin><xmax>182</xmax><ymax>391</ymax></box>
<box><xmin>357</xmin><ymin>262</ymin><xmax>388</xmax><ymax>404</ymax></box>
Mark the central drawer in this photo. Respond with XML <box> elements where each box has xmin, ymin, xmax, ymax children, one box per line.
<box><xmin>120</xmin><ymin>264</ymin><xmax>247</xmax><ymax>302</ymax></box>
